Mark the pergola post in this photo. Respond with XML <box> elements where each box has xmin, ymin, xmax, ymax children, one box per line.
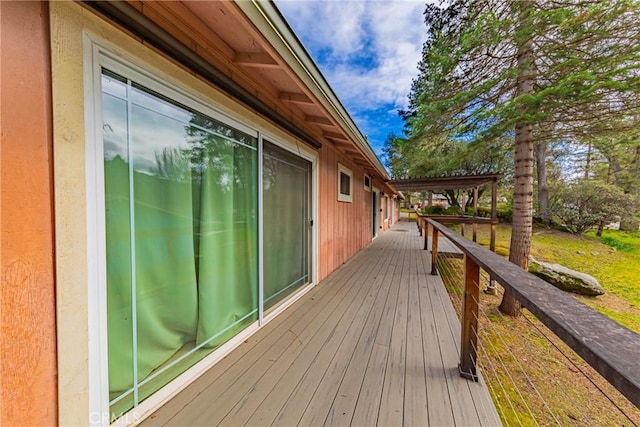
<box><xmin>486</xmin><ymin>177</ymin><xmax>499</xmax><ymax>295</ymax></box>
<box><xmin>490</xmin><ymin>178</ymin><xmax>497</xmax><ymax>252</ymax></box>
<box><xmin>461</xmin><ymin>191</ymin><xmax>466</xmax><ymax>237</ymax></box>
<box><xmin>472</xmin><ymin>186</ymin><xmax>478</xmax><ymax>242</ymax></box>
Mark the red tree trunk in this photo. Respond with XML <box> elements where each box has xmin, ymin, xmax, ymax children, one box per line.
<box><xmin>500</xmin><ymin>0</ymin><xmax>535</xmax><ymax>317</ymax></box>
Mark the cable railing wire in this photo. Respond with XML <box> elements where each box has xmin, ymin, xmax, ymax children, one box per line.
<box><xmin>435</xmin><ymin>257</ymin><xmax>535</xmax><ymax>425</ymax></box>
<box><xmin>435</xmin><ymin>255</ymin><xmax>581</xmax><ymax>425</ymax></box>
<box><xmin>438</xmin><ymin>256</ymin><xmax>584</xmax><ymax>424</ymax></box>
<box><xmin>469</xmin><ymin>291</ymin><xmax>560</xmax><ymax>426</ymax></box>
<box><xmin>434</xmin><ymin>246</ymin><xmax>639</xmax><ymax>426</ymax></box>
<box><xmin>522</xmin><ymin>310</ymin><xmax>638</xmax><ymax>427</ymax></box>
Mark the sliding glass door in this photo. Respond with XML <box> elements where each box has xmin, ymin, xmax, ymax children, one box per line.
<box><xmin>102</xmin><ymin>69</ymin><xmax>258</xmax><ymax>417</ymax></box>
<box><xmin>100</xmin><ymin>65</ymin><xmax>314</xmax><ymax>420</ymax></box>
<box><xmin>262</xmin><ymin>141</ymin><xmax>312</xmax><ymax>311</ymax></box>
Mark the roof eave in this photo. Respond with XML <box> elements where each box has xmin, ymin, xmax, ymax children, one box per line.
<box><xmin>235</xmin><ymin>0</ymin><xmax>390</xmax><ymax>180</ymax></box>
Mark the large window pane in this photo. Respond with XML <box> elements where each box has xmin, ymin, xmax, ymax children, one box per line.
<box><xmin>263</xmin><ymin>141</ymin><xmax>311</xmax><ymax>310</ymax></box>
<box><xmin>102</xmin><ymin>70</ymin><xmax>258</xmax><ymax>416</ymax></box>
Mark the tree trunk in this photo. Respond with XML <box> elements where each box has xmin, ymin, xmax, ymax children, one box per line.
<box><xmin>445</xmin><ymin>190</ymin><xmax>458</xmax><ymax>208</ymax></box>
<box><xmin>535</xmin><ymin>141</ymin><xmax>549</xmax><ymax>227</ymax></box>
<box><xmin>596</xmin><ymin>158</ymin><xmax>614</xmax><ymax>236</ymax></box>
<box><xmin>584</xmin><ymin>140</ymin><xmax>592</xmax><ymax>179</ymax></box>
<box><xmin>500</xmin><ymin>1</ymin><xmax>535</xmax><ymax>317</ymax></box>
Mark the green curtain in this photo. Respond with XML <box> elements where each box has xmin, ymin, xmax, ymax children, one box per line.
<box><xmin>103</xmin><ymin>71</ymin><xmax>258</xmax><ymax>405</ymax></box>
<box><xmin>263</xmin><ymin>142</ymin><xmax>310</xmax><ymax>309</ymax></box>
<box><xmin>195</xmin><ymin>139</ymin><xmax>258</xmax><ymax>345</ymax></box>
<box><xmin>105</xmin><ymin>157</ymin><xmax>199</xmax><ymax>393</ymax></box>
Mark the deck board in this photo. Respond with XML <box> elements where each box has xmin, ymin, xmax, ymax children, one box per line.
<box><xmin>403</xmin><ymin>245</ymin><xmax>429</xmax><ymax>426</ymax></box>
<box><xmin>377</xmin><ymin>241</ymin><xmax>409</xmax><ymax>426</ymax></box>
<box><xmin>326</xmin><ymin>243</ymin><xmax>401</xmax><ymax>426</ymax></box>
<box><xmin>140</xmin><ymin>222</ymin><xmax>501</xmax><ymax>426</ymax></box>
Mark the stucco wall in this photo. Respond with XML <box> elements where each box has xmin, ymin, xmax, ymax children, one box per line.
<box><xmin>0</xmin><ymin>1</ymin><xmax>58</xmax><ymax>425</ymax></box>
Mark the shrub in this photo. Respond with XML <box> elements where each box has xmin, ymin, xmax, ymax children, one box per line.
<box><xmin>549</xmin><ymin>181</ymin><xmax>637</xmax><ymax>234</ymax></box>
<box><xmin>424</xmin><ymin>205</ymin><xmax>446</xmax><ymax>215</ymax></box>
<box><xmin>497</xmin><ymin>206</ymin><xmax>513</xmax><ymax>222</ymax></box>
<box><xmin>444</xmin><ymin>206</ymin><xmax>462</xmax><ymax>215</ymax></box>
<box><xmin>601</xmin><ymin>236</ymin><xmax>636</xmax><ymax>252</ymax></box>
<box><xmin>477</xmin><ymin>206</ymin><xmax>492</xmax><ymax>218</ymax></box>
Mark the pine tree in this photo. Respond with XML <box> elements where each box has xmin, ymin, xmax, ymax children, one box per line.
<box><xmin>404</xmin><ymin>0</ymin><xmax>640</xmax><ymax>315</ymax></box>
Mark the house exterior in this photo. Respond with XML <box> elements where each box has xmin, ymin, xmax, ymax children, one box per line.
<box><xmin>0</xmin><ymin>1</ymin><xmax>400</xmax><ymax>425</ymax></box>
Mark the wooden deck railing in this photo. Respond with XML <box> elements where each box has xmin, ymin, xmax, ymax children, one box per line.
<box><xmin>416</xmin><ymin>213</ymin><xmax>499</xmax><ymax>252</ymax></box>
<box><xmin>423</xmin><ymin>217</ymin><xmax>640</xmax><ymax>408</ymax></box>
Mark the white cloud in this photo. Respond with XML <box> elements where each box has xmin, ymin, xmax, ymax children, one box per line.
<box><xmin>276</xmin><ymin>0</ymin><xmax>427</xmax><ymax>112</ymax></box>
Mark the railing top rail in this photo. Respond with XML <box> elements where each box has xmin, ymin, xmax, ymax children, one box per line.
<box><xmin>426</xmin><ymin>217</ymin><xmax>640</xmax><ymax>408</ymax></box>
<box><xmin>417</xmin><ymin>214</ymin><xmax>497</xmax><ymax>225</ymax></box>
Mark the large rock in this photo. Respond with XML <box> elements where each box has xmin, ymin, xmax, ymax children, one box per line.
<box><xmin>528</xmin><ymin>257</ymin><xmax>605</xmax><ymax>296</ymax></box>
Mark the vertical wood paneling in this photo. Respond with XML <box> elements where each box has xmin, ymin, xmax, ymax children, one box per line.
<box><xmin>317</xmin><ymin>143</ymin><xmax>377</xmax><ymax>281</ymax></box>
<box><xmin>0</xmin><ymin>2</ymin><xmax>58</xmax><ymax>424</ymax></box>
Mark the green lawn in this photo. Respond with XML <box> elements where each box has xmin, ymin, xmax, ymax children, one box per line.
<box><xmin>474</xmin><ymin>223</ymin><xmax>640</xmax><ymax>332</ymax></box>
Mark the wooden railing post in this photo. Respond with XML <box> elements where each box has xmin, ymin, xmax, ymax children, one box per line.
<box><xmin>417</xmin><ymin>215</ymin><xmax>422</xmax><ymax>236</ymax></box>
<box><xmin>423</xmin><ymin>218</ymin><xmax>429</xmax><ymax>250</ymax></box>
<box><xmin>425</xmin><ymin>217</ymin><xmax>640</xmax><ymax>404</ymax></box>
<box><xmin>490</xmin><ymin>178</ymin><xmax>497</xmax><ymax>252</ymax></box>
<box><xmin>430</xmin><ymin>227</ymin><xmax>439</xmax><ymax>275</ymax></box>
<box><xmin>460</xmin><ymin>254</ymin><xmax>479</xmax><ymax>381</ymax></box>
<box><xmin>472</xmin><ymin>187</ymin><xmax>478</xmax><ymax>242</ymax></box>
<box><xmin>461</xmin><ymin>191</ymin><xmax>466</xmax><ymax>237</ymax></box>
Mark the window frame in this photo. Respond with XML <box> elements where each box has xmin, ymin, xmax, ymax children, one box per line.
<box><xmin>337</xmin><ymin>163</ymin><xmax>353</xmax><ymax>203</ymax></box>
<box><xmin>363</xmin><ymin>174</ymin><xmax>371</xmax><ymax>192</ymax></box>
<box><xmin>383</xmin><ymin>194</ymin><xmax>389</xmax><ymax>220</ymax></box>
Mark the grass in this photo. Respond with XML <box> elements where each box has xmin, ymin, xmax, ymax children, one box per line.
<box><xmin>438</xmin><ymin>222</ymin><xmax>640</xmax><ymax>425</ymax></box>
<box><xmin>400</xmin><ymin>208</ymin><xmax>418</xmax><ymax>219</ymax></box>
<box><xmin>476</xmin><ymin>223</ymin><xmax>640</xmax><ymax>331</ymax></box>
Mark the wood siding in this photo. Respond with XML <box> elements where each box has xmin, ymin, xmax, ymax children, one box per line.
<box><xmin>318</xmin><ymin>143</ymin><xmax>371</xmax><ymax>280</ymax></box>
<box><xmin>38</xmin><ymin>2</ymin><xmax>402</xmax><ymax>422</ymax></box>
<box><xmin>0</xmin><ymin>2</ymin><xmax>58</xmax><ymax>424</ymax></box>
<box><xmin>317</xmin><ymin>142</ymin><xmax>397</xmax><ymax>281</ymax></box>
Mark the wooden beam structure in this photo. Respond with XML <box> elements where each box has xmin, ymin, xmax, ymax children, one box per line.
<box><xmin>390</xmin><ymin>174</ymin><xmax>502</xmax><ymax>192</ymax></box>
<box><xmin>278</xmin><ymin>91</ymin><xmax>313</xmax><ymax>104</ymax></box>
<box><xmin>234</xmin><ymin>51</ymin><xmax>279</xmax><ymax>67</ymax></box>
<box><xmin>393</xmin><ymin>174</ymin><xmax>501</xmax><ymax>252</ymax></box>
<box><xmin>306</xmin><ymin>115</ymin><xmax>333</xmax><ymax>126</ymax></box>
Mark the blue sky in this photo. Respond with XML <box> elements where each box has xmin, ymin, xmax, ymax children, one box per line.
<box><xmin>275</xmin><ymin>0</ymin><xmax>428</xmax><ymax>159</ymax></box>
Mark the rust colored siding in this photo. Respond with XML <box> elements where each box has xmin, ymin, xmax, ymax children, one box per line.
<box><xmin>0</xmin><ymin>2</ymin><xmax>58</xmax><ymax>425</ymax></box>
<box><xmin>317</xmin><ymin>143</ymin><xmax>374</xmax><ymax>281</ymax></box>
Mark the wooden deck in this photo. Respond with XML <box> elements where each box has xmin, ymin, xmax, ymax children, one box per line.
<box><xmin>140</xmin><ymin>221</ymin><xmax>500</xmax><ymax>426</ymax></box>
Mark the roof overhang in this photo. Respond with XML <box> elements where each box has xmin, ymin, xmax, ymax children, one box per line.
<box><xmin>82</xmin><ymin>0</ymin><xmax>391</xmax><ymax>182</ymax></box>
<box><xmin>390</xmin><ymin>174</ymin><xmax>502</xmax><ymax>192</ymax></box>
<box><xmin>237</xmin><ymin>1</ymin><xmax>389</xmax><ymax>179</ymax></box>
